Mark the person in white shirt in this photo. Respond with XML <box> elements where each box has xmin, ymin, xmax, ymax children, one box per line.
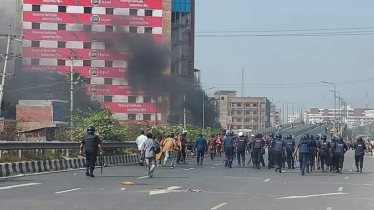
<box><xmin>136</xmin><ymin>131</ymin><xmax>147</xmax><ymax>166</ymax></box>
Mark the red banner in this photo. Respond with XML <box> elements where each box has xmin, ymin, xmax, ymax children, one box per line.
<box><xmin>22</xmin><ymin>29</ymin><xmax>163</xmax><ymax>43</ymax></box>
<box><xmin>85</xmin><ymin>84</ymin><xmax>133</xmax><ymax>95</ymax></box>
<box><xmin>22</xmin><ymin>65</ymin><xmax>127</xmax><ymax>78</ymax></box>
<box><xmin>23</xmin><ymin>0</ymin><xmax>163</xmax><ymax>9</ymax></box>
<box><xmin>22</xmin><ymin>47</ymin><xmax>126</xmax><ymax>60</ymax></box>
<box><xmin>102</xmin><ymin>102</ymin><xmax>158</xmax><ymax>113</ymax></box>
<box><xmin>23</xmin><ymin>11</ymin><xmax>162</xmax><ymax>27</ymax></box>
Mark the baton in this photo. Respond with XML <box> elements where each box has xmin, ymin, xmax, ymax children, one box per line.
<box><xmin>101</xmin><ymin>154</ymin><xmax>103</xmax><ymax>174</ymax></box>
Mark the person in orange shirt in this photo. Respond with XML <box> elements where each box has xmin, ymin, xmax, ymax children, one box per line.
<box><xmin>216</xmin><ymin>134</ymin><xmax>223</xmax><ymax>157</ymax></box>
<box><xmin>161</xmin><ymin>133</ymin><xmax>177</xmax><ymax>168</ymax></box>
<box><xmin>155</xmin><ymin>135</ymin><xmax>164</xmax><ymax>166</ymax></box>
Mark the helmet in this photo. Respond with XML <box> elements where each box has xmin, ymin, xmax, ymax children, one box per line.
<box><xmin>269</xmin><ymin>133</ymin><xmax>275</xmax><ymax>138</ymax></box>
<box><xmin>331</xmin><ymin>136</ymin><xmax>336</xmax><ymax>142</ymax></box>
<box><xmin>238</xmin><ymin>132</ymin><xmax>244</xmax><ymax>137</ymax></box>
<box><xmin>315</xmin><ymin>135</ymin><xmax>320</xmax><ymax>140</ymax></box>
<box><xmin>301</xmin><ymin>136</ymin><xmax>305</xmax><ymax>141</ymax></box>
<box><xmin>304</xmin><ymin>133</ymin><xmax>310</xmax><ymax>139</ymax></box>
<box><xmin>357</xmin><ymin>137</ymin><xmax>363</xmax><ymax>141</ymax></box>
<box><xmin>256</xmin><ymin>133</ymin><xmax>262</xmax><ymax>138</ymax></box>
<box><xmin>87</xmin><ymin>125</ymin><xmax>95</xmax><ymax>133</ymax></box>
<box><xmin>310</xmin><ymin>135</ymin><xmax>314</xmax><ymax>140</ymax></box>
<box><xmin>288</xmin><ymin>135</ymin><xmax>293</xmax><ymax>139</ymax></box>
<box><xmin>276</xmin><ymin>133</ymin><xmax>282</xmax><ymax>140</ymax></box>
<box><xmin>338</xmin><ymin>137</ymin><xmax>344</xmax><ymax>141</ymax></box>
<box><xmin>321</xmin><ymin>135</ymin><xmax>327</xmax><ymax>141</ymax></box>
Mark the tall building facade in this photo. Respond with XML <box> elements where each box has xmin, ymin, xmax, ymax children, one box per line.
<box><xmin>270</xmin><ymin>105</ymin><xmax>281</xmax><ymax>126</ymax></box>
<box><xmin>15</xmin><ymin>0</ymin><xmax>194</xmax><ymax>124</ymax></box>
<box><xmin>214</xmin><ymin>90</ymin><xmax>271</xmax><ymax>131</ymax></box>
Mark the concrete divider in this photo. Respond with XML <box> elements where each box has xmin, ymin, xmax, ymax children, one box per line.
<box><xmin>0</xmin><ymin>154</ymin><xmax>138</xmax><ymax>177</ymax></box>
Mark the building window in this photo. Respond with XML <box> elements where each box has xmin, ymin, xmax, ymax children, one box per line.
<box><xmin>253</xmin><ymin>103</ymin><xmax>258</xmax><ymax>107</ymax></box>
<box><xmin>32</xmin><ymin>5</ymin><xmax>41</xmax><ymax>11</ymax></box>
<box><xmin>58</xmin><ymin>24</ymin><xmax>66</xmax><ymax>30</ymax></box>
<box><xmin>129</xmin><ymin>9</ymin><xmax>137</xmax><ymax>15</ymax></box>
<box><xmin>57</xmin><ymin>41</ymin><xmax>66</xmax><ymax>48</ymax></box>
<box><xmin>237</xmin><ymin>103</ymin><xmax>242</xmax><ymax>107</ymax></box>
<box><xmin>105</xmin><ymin>25</ymin><xmax>114</xmax><ymax>32</ymax></box>
<box><xmin>128</xmin><ymin>96</ymin><xmax>137</xmax><ymax>102</ymax></box>
<box><xmin>83</xmin><ymin>25</ymin><xmax>92</xmax><ymax>31</ymax></box>
<box><xmin>145</xmin><ymin>10</ymin><xmax>153</xmax><ymax>16</ymax></box>
<box><xmin>236</xmin><ymin>126</ymin><xmax>242</xmax><ymax>129</ymax></box>
<box><xmin>83</xmin><ymin>60</ymin><xmax>91</xmax><ymax>66</ymax></box>
<box><xmin>144</xmin><ymin>27</ymin><xmax>153</xmax><ymax>34</ymax></box>
<box><xmin>237</xmin><ymin>111</ymin><xmax>242</xmax><ymax>115</ymax></box>
<box><xmin>128</xmin><ymin>114</ymin><xmax>136</xmax><ymax>120</ymax></box>
<box><xmin>106</xmin><ymin>8</ymin><xmax>114</xmax><ymax>15</ymax></box>
<box><xmin>84</xmin><ymin>7</ymin><xmax>92</xmax><ymax>14</ymax></box>
<box><xmin>104</xmin><ymin>96</ymin><xmax>112</xmax><ymax>102</ymax></box>
<box><xmin>31</xmin><ymin>23</ymin><xmax>40</xmax><ymax>29</ymax></box>
<box><xmin>143</xmin><ymin>96</ymin><xmax>152</xmax><ymax>103</ymax></box>
<box><xmin>245</xmin><ymin>118</ymin><xmax>250</xmax><ymax>122</ymax></box>
<box><xmin>245</xmin><ymin>103</ymin><xmax>250</xmax><ymax>107</ymax></box>
<box><xmin>105</xmin><ymin>61</ymin><xmax>113</xmax><ymax>67</ymax></box>
<box><xmin>58</xmin><ymin>6</ymin><xmax>66</xmax><ymax>12</ymax></box>
<box><xmin>236</xmin><ymin>118</ymin><xmax>242</xmax><ymax>122</ymax></box>
<box><xmin>253</xmin><ymin>111</ymin><xmax>257</xmax><ymax>115</ymax></box>
<box><xmin>245</xmin><ymin>110</ymin><xmax>250</xmax><ymax>115</ymax></box>
<box><xmin>129</xmin><ymin>27</ymin><xmax>137</xmax><ymax>33</ymax></box>
<box><xmin>31</xmin><ymin>58</ymin><xmax>39</xmax><ymax>65</ymax></box>
<box><xmin>83</xmin><ymin>42</ymin><xmax>91</xmax><ymax>49</ymax></box>
<box><xmin>221</xmin><ymin>97</ymin><xmax>225</xmax><ymax>100</ymax></box>
<box><xmin>143</xmin><ymin>114</ymin><xmax>151</xmax><ymax>120</ymax></box>
<box><xmin>104</xmin><ymin>78</ymin><xmax>112</xmax><ymax>85</ymax></box>
<box><xmin>57</xmin><ymin>59</ymin><xmax>65</xmax><ymax>66</ymax></box>
<box><xmin>31</xmin><ymin>41</ymin><xmax>40</xmax><ymax>47</ymax></box>
<box><xmin>105</xmin><ymin>43</ymin><xmax>114</xmax><ymax>50</ymax></box>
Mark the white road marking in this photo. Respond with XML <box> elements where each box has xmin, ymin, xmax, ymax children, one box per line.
<box><xmin>277</xmin><ymin>192</ymin><xmax>347</xmax><ymax>199</ymax></box>
<box><xmin>345</xmin><ymin>177</ymin><xmax>349</xmax><ymax>180</ymax></box>
<box><xmin>137</xmin><ymin>175</ymin><xmax>149</xmax><ymax>179</ymax></box>
<box><xmin>166</xmin><ymin>186</ymin><xmax>181</xmax><ymax>190</ymax></box>
<box><xmin>281</xmin><ymin>171</ymin><xmax>285</xmax><ymax>173</ymax></box>
<box><xmin>349</xmin><ymin>170</ymin><xmax>352</xmax><ymax>172</ymax></box>
<box><xmin>210</xmin><ymin>203</ymin><xmax>228</xmax><ymax>210</ymax></box>
<box><xmin>184</xmin><ymin>168</ymin><xmax>194</xmax><ymax>171</ymax></box>
<box><xmin>264</xmin><ymin>179</ymin><xmax>271</xmax><ymax>182</ymax></box>
<box><xmin>214</xmin><ymin>163</ymin><xmax>221</xmax><ymax>166</ymax></box>
<box><xmin>55</xmin><ymin>188</ymin><xmax>82</xmax><ymax>194</ymax></box>
<box><xmin>150</xmin><ymin>186</ymin><xmax>182</xmax><ymax>195</ymax></box>
<box><xmin>0</xmin><ymin>183</ymin><xmax>41</xmax><ymax>190</ymax></box>
<box><xmin>338</xmin><ymin>187</ymin><xmax>343</xmax><ymax>192</ymax></box>
<box><xmin>326</xmin><ymin>207</ymin><xmax>332</xmax><ymax>210</ymax></box>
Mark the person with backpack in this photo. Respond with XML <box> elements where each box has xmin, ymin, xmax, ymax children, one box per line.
<box><xmin>140</xmin><ymin>133</ymin><xmax>159</xmax><ymax>178</ymax></box>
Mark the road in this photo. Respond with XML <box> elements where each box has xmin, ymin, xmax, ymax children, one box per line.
<box><xmin>0</xmin><ymin>128</ymin><xmax>373</xmax><ymax>210</ymax></box>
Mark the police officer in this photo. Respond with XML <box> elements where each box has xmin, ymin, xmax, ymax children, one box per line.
<box><xmin>236</xmin><ymin>132</ymin><xmax>248</xmax><ymax>167</ymax></box>
<box><xmin>330</xmin><ymin>136</ymin><xmax>337</xmax><ymax>172</ymax></box>
<box><xmin>294</xmin><ymin>135</ymin><xmax>310</xmax><ymax>176</ymax></box>
<box><xmin>79</xmin><ymin>126</ymin><xmax>103</xmax><ymax>177</ymax></box>
<box><xmin>272</xmin><ymin>133</ymin><xmax>286</xmax><ymax>173</ymax></box>
<box><xmin>306</xmin><ymin>134</ymin><xmax>317</xmax><ymax>173</ymax></box>
<box><xmin>353</xmin><ymin>137</ymin><xmax>366</xmax><ymax>173</ymax></box>
<box><xmin>332</xmin><ymin>137</ymin><xmax>348</xmax><ymax>174</ymax></box>
<box><xmin>285</xmin><ymin>134</ymin><xmax>296</xmax><ymax>169</ymax></box>
<box><xmin>223</xmin><ymin>132</ymin><xmax>235</xmax><ymax>168</ymax></box>
<box><xmin>252</xmin><ymin>133</ymin><xmax>265</xmax><ymax>169</ymax></box>
<box><xmin>318</xmin><ymin>135</ymin><xmax>331</xmax><ymax>173</ymax></box>
<box><xmin>194</xmin><ymin>134</ymin><xmax>208</xmax><ymax>166</ymax></box>
<box><xmin>267</xmin><ymin>133</ymin><xmax>275</xmax><ymax>169</ymax></box>
<box><xmin>314</xmin><ymin>135</ymin><xmax>321</xmax><ymax>170</ymax></box>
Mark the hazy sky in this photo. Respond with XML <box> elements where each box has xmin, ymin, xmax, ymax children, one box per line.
<box><xmin>195</xmin><ymin>0</ymin><xmax>374</xmax><ymax>110</ymax></box>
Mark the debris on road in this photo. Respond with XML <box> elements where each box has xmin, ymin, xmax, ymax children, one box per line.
<box><xmin>185</xmin><ymin>188</ymin><xmax>201</xmax><ymax>192</ymax></box>
<box><xmin>122</xmin><ymin>181</ymin><xmax>134</xmax><ymax>185</ymax></box>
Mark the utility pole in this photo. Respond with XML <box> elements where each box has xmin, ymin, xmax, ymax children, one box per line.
<box><xmin>68</xmin><ymin>57</ymin><xmax>81</xmax><ymax>129</ymax></box>
<box><xmin>0</xmin><ymin>25</ymin><xmax>21</xmax><ymax>116</ymax></box>
<box><xmin>183</xmin><ymin>94</ymin><xmax>186</xmax><ymax>130</ymax></box>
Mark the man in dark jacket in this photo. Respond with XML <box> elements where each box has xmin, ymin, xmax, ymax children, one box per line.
<box><xmin>333</xmin><ymin>137</ymin><xmax>348</xmax><ymax>174</ymax></box>
<box><xmin>79</xmin><ymin>126</ymin><xmax>103</xmax><ymax>177</ymax></box>
<box><xmin>252</xmin><ymin>133</ymin><xmax>265</xmax><ymax>169</ymax></box>
<box><xmin>353</xmin><ymin>137</ymin><xmax>366</xmax><ymax>173</ymax></box>
<box><xmin>223</xmin><ymin>132</ymin><xmax>235</xmax><ymax>168</ymax></box>
<box><xmin>194</xmin><ymin>134</ymin><xmax>208</xmax><ymax>166</ymax></box>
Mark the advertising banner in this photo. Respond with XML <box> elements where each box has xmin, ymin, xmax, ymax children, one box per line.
<box><xmin>23</xmin><ymin>11</ymin><xmax>162</xmax><ymax>27</ymax></box>
<box><xmin>22</xmin><ymin>29</ymin><xmax>163</xmax><ymax>43</ymax></box>
<box><xmin>85</xmin><ymin>84</ymin><xmax>131</xmax><ymax>95</ymax></box>
<box><xmin>101</xmin><ymin>102</ymin><xmax>158</xmax><ymax>113</ymax></box>
<box><xmin>22</xmin><ymin>47</ymin><xmax>126</xmax><ymax>60</ymax></box>
<box><xmin>22</xmin><ymin>65</ymin><xmax>127</xmax><ymax>78</ymax></box>
<box><xmin>23</xmin><ymin>0</ymin><xmax>163</xmax><ymax>9</ymax></box>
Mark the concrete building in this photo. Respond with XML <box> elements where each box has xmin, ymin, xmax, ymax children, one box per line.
<box><xmin>287</xmin><ymin>114</ymin><xmax>301</xmax><ymax>124</ymax></box>
<box><xmin>214</xmin><ymin>90</ymin><xmax>271</xmax><ymax>130</ymax></box>
<box><xmin>270</xmin><ymin>105</ymin><xmax>281</xmax><ymax>126</ymax></box>
<box><xmin>5</xmin><ymin>0</ymin><xmax>195</xmax><ymax>125</ymax></box>
<box><xmin>304</xmin><ymin>106</ymin><xmax>374</xmax><ymax>128</ymax></box>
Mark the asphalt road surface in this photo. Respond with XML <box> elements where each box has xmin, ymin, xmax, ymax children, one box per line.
<box><xmin>1</xmin><ymin>132</ymin><xmax>373</xmax><ymax>210</ymax></box>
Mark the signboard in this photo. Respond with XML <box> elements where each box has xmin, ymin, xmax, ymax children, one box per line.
<box><xmin>85</xmin><ymin>84</ymin><xmax>139</xmax><ymax>95</ymax></box>
<box><xmin>22</xmin><ymin>47</ymin><xmax>126</xmax><ymax>60</ymax></box>
<box><xmin>23</xmin><ymin>65</ymin><xmax>127</xmax><ymax>78</ymax></box>
<box><xmin>23</xmin><ymin>11</ymin><xmax>162</xmax><ymax>27</ymax></box>
<box><xmin>23</xmin><ymin>0</ymin><xmax>163</xmax><ymax>9</ymax></box>
<box><xmin>23</xmin><ymin>29</ymin><xmax>163</xmax><ymax>43</ymax></box>
<box><xmin>101</xmin><ymin>102</ymin><xmax>158</xmax><ymax>113</ymax></box>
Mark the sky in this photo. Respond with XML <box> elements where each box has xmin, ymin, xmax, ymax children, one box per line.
<box><xmin>195</xmin><ymin>0</ymin><xmax>374</xmax><ymax>111</ymax></box>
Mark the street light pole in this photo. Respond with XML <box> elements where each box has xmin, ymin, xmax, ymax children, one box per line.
<box><xmin>321</xmin><ymin>81</ymin><xmax>337</xmax><ymax>128</ymax></box>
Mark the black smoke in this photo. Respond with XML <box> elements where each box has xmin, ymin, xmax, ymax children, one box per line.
<box><xmin>90</xmin><ymin>28</ymin><xmax>218</xmax><ymax>127</ymax></box>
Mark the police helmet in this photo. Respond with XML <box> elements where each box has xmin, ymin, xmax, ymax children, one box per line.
<box><xmin>301</xmin><ymin>136</ymin><xmax>305</xmax><ymax>141</ymax></box>
<box><xmin>310</xmin><ymin>135</ymin><xmax>314</xmax><ymax>140</ymax></box>
<box><xmin>304</xmin><ymin>133</ymin><xmax>310</xmax><ymax>139</ymax></box>
<box><xmin>321</xmin><ymin>135</ymin><xmax>327</xmax><ymax>141</ymax></box>
<box><xmin>269</xmin><ymin>133</ymin><xmax>275</xmax><ymax>138</ymax></box>
<box><xmin>276</xmin><ymin>133</ymin><xmax>282</xmax><ymax>140</ymax></box>
<box><xmin>238</xmin><ymin>132</ymin><xmax>244</xmax><ymax>137</ymax></box>
<box><xmin>315</xmin><ymin>135</ymin><xmax>320</xmax><ymax>140</ymax></box>
<box><xmin>338</xmin><ymin>137</ymin><xmax>344</xmax><ymax>141</ymax></box>
<box><xmin>357</xmin><ymin>137</ymin><xmax>363</xmax><ymax>141</ymax></box>
<box><xmin>256</xmin><ymin>133</ymin><xmax>262</xmax><ymax>138</ymax></box>
<box><xmin>87</xmin><ymin>125</ymin><xmax>95</xmax><ymax>133</ymax></box>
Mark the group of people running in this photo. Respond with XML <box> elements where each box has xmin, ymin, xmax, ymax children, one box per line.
<box><xmin>194</xmin><ymin>131</ymin><xmax>368</xmax><ymax>176</ymax></box>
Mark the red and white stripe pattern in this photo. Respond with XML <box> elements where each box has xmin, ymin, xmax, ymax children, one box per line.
<box><xmin>21</xmin><ymin>0</ymin><xmax>164</xmax><ymax>121</ymax></box>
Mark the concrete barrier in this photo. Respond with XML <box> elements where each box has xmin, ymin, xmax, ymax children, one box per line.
<box><xmin>0</xmin><ymin>154</ymin><xmax>138</xmax><ymax>177</ymax></box>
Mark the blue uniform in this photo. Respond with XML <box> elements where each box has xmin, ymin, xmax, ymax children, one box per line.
<box><xmin>267</xmin><ymin>138</ymin><xmax>275</xmax><ymax>168</ymax></box>
<box><xmin>194</xmin><ymin>137</ymin><xmax>207</xmax><ymax>165</ymax></box>
<box><xmin>297</xmin><ymin>139</ymin><xmax>310</xmax><ymax>175</ymax></box>
<box><xmin>333</xmin><ymin>140</ymin><xmax>348</xmax><ymax>173</ymax></box>
<box><xmin>236</xmin><ymin>137</ymin><xmax>247</xmax><ymax>166</ymax></box>
<box><xmin>354</xmin><ymin>140</ymin><xmax>366</xmax><ymax>171</ymax></box>
<box><xmin>272</xmin><ymin>139</ymin><xmax>285</xmax><ymax>171</ymax></box>
<box><xmin>223</xmin><ymin>135</ymin><xmax>234</xmax><ymax>167</ymax></box>
<box><xmin>319</xmin><ymin>141</ymin><xmax>331</xmax><ymax>171</ymax></box>
<box><xmin>285</xmin><ymin>138</ymin><xmax>295</xmax><ymax>169</ymax></box>
<box><xmin>252</xmin><ymin>138</ymin><xmax>264</xmax><ymax>169</ymax></box>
